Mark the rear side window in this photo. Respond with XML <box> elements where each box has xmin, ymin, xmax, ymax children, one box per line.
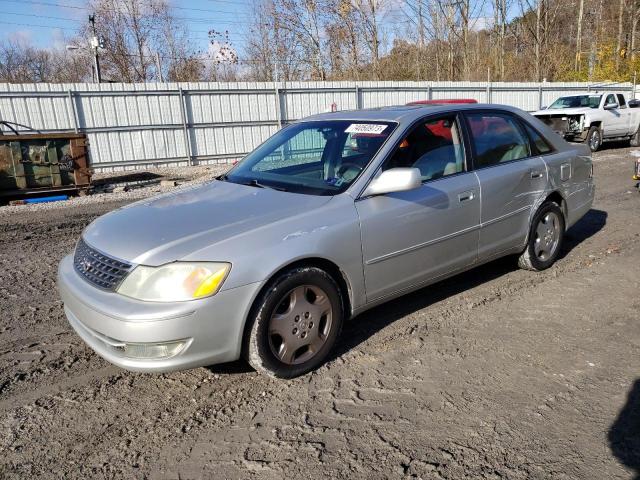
<box><xmin>522</xmin><ymin>122</ymin><xmax>553</xmax><ymax>154</ymax></box>
<box><xmin>617</xmin><ymin>94</ymin><xmax>627</xmax><ymax>108</ymax></box>
<box><xmin>465</xmin><ymin>112</ymin><xmax>530</xmax><ymax>167</ymax></box>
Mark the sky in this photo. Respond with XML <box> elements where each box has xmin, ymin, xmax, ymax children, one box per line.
<box><xmin>0</xmin><ymin>0</ymin><xmax>255</xmax><ymax>54</ymax></box>
<box><xmin>0</xmin><ymin>0</ymin><xmax>496</xmax><ymax>62</ymax></box>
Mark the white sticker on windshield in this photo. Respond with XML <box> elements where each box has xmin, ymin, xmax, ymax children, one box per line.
<box><xmin>345</xmin><ymin>123</ymin><xmax>387</xmax><ymax>135</ymax></box>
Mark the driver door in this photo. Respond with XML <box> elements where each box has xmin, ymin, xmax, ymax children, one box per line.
<box><xmin>355</xmin><ymin>114</ymin><xmax>481</xmax><ymax>302</ymax></box>
<box><xmin>602</xmin><ymin>93</ymin><xmax>625</xmax><ymax>136</ymax></box>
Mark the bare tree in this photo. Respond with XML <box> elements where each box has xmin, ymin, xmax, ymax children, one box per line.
<box><xmin>352</xmin><ymin>0</ymin><xmax>387</xmax><ymax>79</ymax></box>
<box><xmin>244</xmin><ymin>0</ymin><xmax>304</xmax><ymax>81</ymax></box>
<box><xmin>86</xmin><ymin>0</ymin><xmax>197</xmax><ymax>82</ymax></box>
<box><xmin>275</xmin><ymin>0</ymin><xmax>327</xmax><ymax>80</ymax></box>
<box><xmin>0</xmin><ymin>38</ymin><xmax>91</xmax><ymax>83</ymax></box>
<box><xmin>325</xmin><ymin>0</ymin><xmax>364</xmax><ymax>80</ymax></box>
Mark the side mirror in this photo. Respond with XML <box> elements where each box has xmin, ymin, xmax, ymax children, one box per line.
<box><xmin>604</xmin><ymin>102</ymin><xmax>619</xmax><ymax>110</ymax></box>
<box><xmin>363</xmin><ymin>168</ymin><xmax>422</xmax><ymax>197</ymax></box>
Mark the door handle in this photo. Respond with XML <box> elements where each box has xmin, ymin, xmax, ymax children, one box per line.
<box><xmin>458</xmin><ymin>190</ymin><xmax>475</xmax><ymax>202</ymax></box>
<box><xmin>530</xmin><ymin>170</ymin><xmax>544</xmax><ymax>179</ymax></box>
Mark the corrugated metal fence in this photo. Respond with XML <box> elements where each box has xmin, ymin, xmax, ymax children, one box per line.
<box><xmin>0</xmin><ymin>81</ymin><xmax>635</xmax><ymax>171</ymax></box>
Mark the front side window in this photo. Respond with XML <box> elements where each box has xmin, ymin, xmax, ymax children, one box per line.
<box><xmin>224</xmin><ymin>120</ymin><xmax>395</xmax><ymax>195</ymax></box>
<box><xmin>605</xmin><ymin>94</ymin><xmax>617</xmax><ymax>106</ymax></box>
<box><xmin>382</xmin><ymin>115</ymin><xmax>465</xmax><ymax>181</ymax></box>
<box><xmin>466</xmin><ymin>112</ymin><xmax>530</xmax><ymax>167</ymax></box>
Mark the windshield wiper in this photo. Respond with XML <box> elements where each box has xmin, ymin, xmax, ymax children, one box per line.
<box><xmin>242</xmin><ymin>179</ymin><xmax>287</xmax><ymax>191</ymax></box>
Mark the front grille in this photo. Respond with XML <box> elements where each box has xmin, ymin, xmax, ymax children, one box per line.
<box><xmin>74</xmin><ymin>238</ymin><xmax>132</xmax><ymax>291</ymax></box>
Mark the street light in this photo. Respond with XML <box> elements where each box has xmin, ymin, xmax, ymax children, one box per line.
<box><xmin>88</xmin><ymin>15</ymin><xmax>102</xmax><ymax>83</ymax></box>
<box><xmin>66</xmin><ymin>15</ymin><xmax>103</xmax><ymax>83</ymax></box>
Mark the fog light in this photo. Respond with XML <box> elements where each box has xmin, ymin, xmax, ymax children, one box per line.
<box><xmin>120</xmin><ymin>340</ymin><xmax>188</xmax><ymax>359</ymax></box>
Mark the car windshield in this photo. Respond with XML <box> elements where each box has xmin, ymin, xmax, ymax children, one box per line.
<box><xmin>222</xmin><ymin>120</ymin><xmax>396</xmax><ymax>195</ymax></box>
<box><xmin>548</xmin><ymin>95</ymin><xmax>601</xmax><ymax>109</ymax></box>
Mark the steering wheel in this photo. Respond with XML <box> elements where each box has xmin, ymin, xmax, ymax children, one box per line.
<box><xmin>337</xmin><ymin>162</ymin><xmax>364</xmax><ymax>176</ymax></box>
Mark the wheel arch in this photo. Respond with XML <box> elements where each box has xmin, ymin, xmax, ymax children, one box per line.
<box><xmin>240</xmin><ymin>256</ymin><xmax>354</xmax><ymax>356</ymax></box>
<box><xmin>544</xmin><ymin>190</ymin><xmax>568</xmax><ymax>228</ymax></box>
<box><xmin>527</xmin><ymin>190</ymin><xmax>568</xmax><ymax>246</ymax></box>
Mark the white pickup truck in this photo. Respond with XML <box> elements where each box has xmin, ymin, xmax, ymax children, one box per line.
<box><xmin>532</xmin><ymin>92</ymin><xmax>640</xmax><ymax>151</ymax></box>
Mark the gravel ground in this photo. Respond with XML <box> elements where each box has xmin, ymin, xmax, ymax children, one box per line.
<box><xmin>0</xmin><ymin>165</ymin><xmax>229</xmax><ymax>217</ymax></box>
<box><xmin>0</xmin><ymin>146</ymin><xmax>639</xmax><ymax>479</ymax></box>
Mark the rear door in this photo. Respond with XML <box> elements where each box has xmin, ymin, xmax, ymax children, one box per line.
<box><xmin>616</xmin><ymin>94</ymin><xmax>633</xmax><ymax>135</ymax></box>
<box><xmin>464</xmin><ymin>111</ymin><xmax>547</xmax><ymax>260</ymax></box>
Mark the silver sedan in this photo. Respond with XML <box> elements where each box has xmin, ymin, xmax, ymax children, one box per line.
<box><xmin>58</xmin><ymin>104</ymin><xmax>595</xmax><ymax>378</ymax></box>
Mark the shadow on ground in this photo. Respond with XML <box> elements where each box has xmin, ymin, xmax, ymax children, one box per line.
<box><xmin>562</xmin><ymin>208</ymin><xmax>608</xmax><ymax>257</ymax></box>
<box><xmin>599</xmin><ymin>140</ymin><xmax>633</xmax><ymax>152</ymax></box>
<box><xmin>92</xmin><ymin>171</ymin><xmax>164</xmax><ymax>186</ymax></box>
<box><xmin>610</xmin><ymin>379</ymin><xmax>640</xmax><ymax>480</ymax></box>
<box><xmin>208</xmin><ymin>208</ymin><xmax>607</xmax><ymax>375</ymax></box>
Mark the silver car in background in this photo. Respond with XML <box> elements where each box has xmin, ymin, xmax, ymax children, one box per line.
<box><xmin>58</xmin><ymin>104</ymin><xmax>595</xmax><ymax>378</ymax></box>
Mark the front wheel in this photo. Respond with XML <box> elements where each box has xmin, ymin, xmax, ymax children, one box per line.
<box><xmin>518</xmin><ymin>202</ymin><xmax>565</xmax><ymax>271</ymax></box>
<box><xmin>244</xmin><ymin>267</ymin><xmax>344</xmax><ymax>378</ymax></box>
<box><xmin>586</xmin><ymin>126</ymin><xmax>602</xmax><ymax>152</ymax></box>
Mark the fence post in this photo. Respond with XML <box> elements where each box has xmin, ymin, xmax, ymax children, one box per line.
<box><xmin>67</xmin><ymin>89</ymin><xmax>79</xmax><ymax>134</ymax></box>
<box><xmin>178</xmin><ymin>87</ymin><xmax>193</xmax><ymax>166</ymax></box>
<box><xmin>355</xmin><ymin>84</ymin><xmax>362</xmax><ymax>109</ymax></box>
<box><xmin>486</xmin><ymin>82</ymin><xmax>492</xmax><ymax>104</ymax></box>
<box><xmin>274</xmin><ymin>86</ymin><xmax>284</xmax><ymax>127</ymax></box>
<box><xmin>538</xmin><ymin>83</ymin><xmax>544</xmax><ymax>110</ymax></box>
<box><xmin>427</xmin><ymin>85</ymin><xmax>433</xmax><ymax>100</ymax></box>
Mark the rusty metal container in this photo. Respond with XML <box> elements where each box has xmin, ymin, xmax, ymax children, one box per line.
<box><xmin>0</xmin><ymin>132</ymin><xmax>91</xmax><ymax>198</ymax></box>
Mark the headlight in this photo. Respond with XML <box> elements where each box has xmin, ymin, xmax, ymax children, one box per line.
<box><xmin>117</xmin><ymin>262</ymin><xmax>231</xmax><ymax>302</ymax></box>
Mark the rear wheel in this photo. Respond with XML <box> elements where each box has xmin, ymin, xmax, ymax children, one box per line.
<box><xmin>518</xmin><ymin>202</ymin><xmax>565</xmax><ymax>271</ymax></box>
<box><xmin>586</xmin><ymin>126</ymin><xmax>602</xmax><ymax>152</ymax></box>
<box><xmin>244</xmin><ymin>267</ymin><xmax>343</xmax><ymax>378</ymax></box>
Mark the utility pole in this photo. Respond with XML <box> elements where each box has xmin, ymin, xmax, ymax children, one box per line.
<box><xmin>155</xmin><ymin>52</ymin><xmax>164</xmax><ymax>82</ymax></box>
<box><xmin>89</xmin><ymin>14</ymin><xmax>102</xmax><ymax>83</ymax></box>
<box><xmin>417</xmin><ymin>0</ymin><xmax>425</xmax><ymax>80</ymax></box>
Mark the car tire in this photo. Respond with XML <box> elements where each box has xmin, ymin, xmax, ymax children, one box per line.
<box><xmin>586</xmin><ymin>126</ymin><xmax>602</xmax><ymax>152</ymax></box>
<box><xmin>630</xmin><ymin>126</ymin><xmax>640</xmax><ymax>147</ymax></box>
<box><xmin>244</xmin><ymin>267</ymin><xmax>344</xmax><ymax>378</ymax></box>
<box><xmin>518</xmin><ymin>202</ymin><xmax>565</xmax><ymax>271</ymax></box>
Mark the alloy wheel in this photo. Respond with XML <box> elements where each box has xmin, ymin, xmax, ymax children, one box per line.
<box><xmin>268</xmin><ymin>285</ymin><xmax>333</xmax><ymax>365</ymax></box>
<box><xmin>534</xmin><ymin>211</ymin><xmax>561</xmax><ymax>261</ymax></box>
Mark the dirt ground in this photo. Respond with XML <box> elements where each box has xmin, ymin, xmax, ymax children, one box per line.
<box><xmin>0</xmin><ymin>145</ymin><xmax>639</xmax><ymax>480</ymax></box>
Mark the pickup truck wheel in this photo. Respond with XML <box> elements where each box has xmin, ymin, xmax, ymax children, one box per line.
<box><xmin>586</xmin><ymin>126</ymin><xmax>602</xmax><ymax>152</ymax></box>
<box><xmin>630</xmin><ymin>126</ymin><xmax>640</xmax><ymax>147</ymax></box>
<box><xmin>518</xmin><ymin>202</ymin><xmax>565</xmax><ymax>271</ymax></box>
<box><xmin>244</xmin><ymin>267</ymin><xmax>343</xmax><ymax>378</ymax></box>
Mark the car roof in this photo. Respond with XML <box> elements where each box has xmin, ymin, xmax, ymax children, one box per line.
<box><xmin>557</xmin><ymin>92</ymin><xmax>620</xmax><ymax>96</ymax></box>
<box><xmin>303</xmin><ymin>103</ymin><xmax>525</xmax><ymax>124</ymax></box>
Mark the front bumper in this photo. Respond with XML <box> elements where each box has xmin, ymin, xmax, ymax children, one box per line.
<box><xmin>57</xmin><ymin>255</ymin><xmax>263</xmax><ymax>372</ymax></box>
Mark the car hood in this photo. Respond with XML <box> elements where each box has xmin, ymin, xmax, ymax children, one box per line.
<box><xmin>532</xmin><ymin>107</ymin><xmax>592</xmax><ymax>116</ymax></box>
<box><xmin>82</xmin><ymin>180</ymin><xmax>332</xmax><ymax>266</ymax></box>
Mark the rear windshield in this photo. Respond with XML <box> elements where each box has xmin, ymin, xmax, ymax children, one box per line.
<box><xmin>222</xmin><ymin>120</ymin><xmax>396</xmax><ymax>195</ymax></box>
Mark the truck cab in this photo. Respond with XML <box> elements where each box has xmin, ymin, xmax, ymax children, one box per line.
<box><xmin>532</xmin><ymin>92</ymin><xmax>640</xmax><ymax>151</ymax></box>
